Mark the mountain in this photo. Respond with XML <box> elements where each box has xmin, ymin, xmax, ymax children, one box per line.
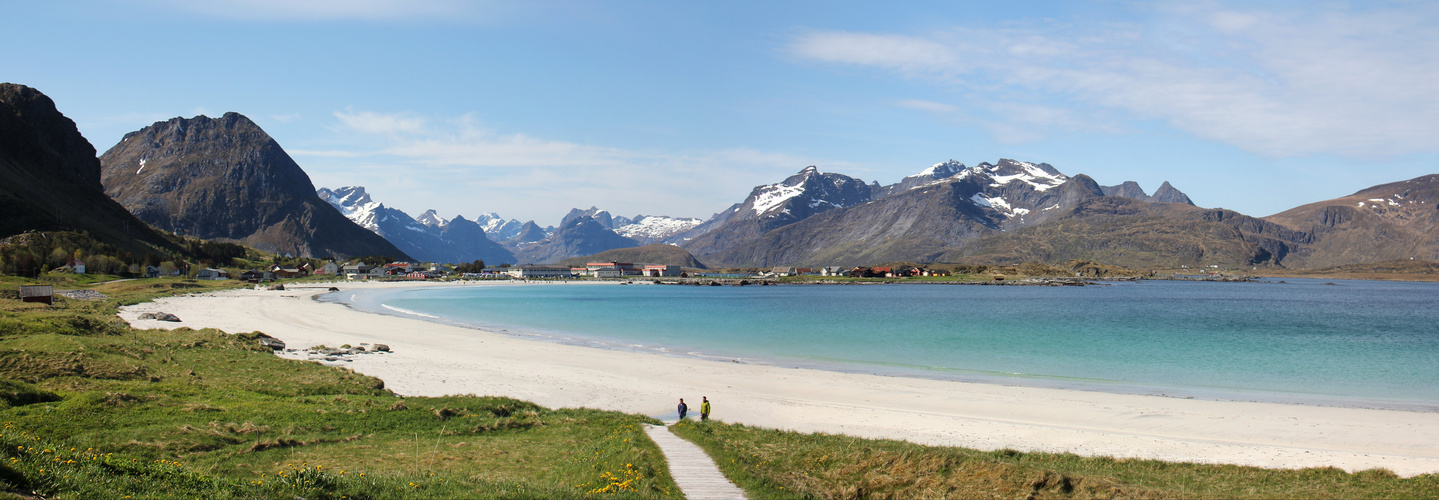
<box><xmin>561</xmin><ymin>207</ymin><xmax>632</xmax><ymax>229</ymax></box>
<box><xmin>317</xmin><ymin>186</ymin><xmax>515</xmax><ymax>264</ymax></box>
<box><xmin>472</xmin><ymin>212</ymin><xmax>529</xmax><ymax>241</ymax></box>
<box><xmin>0</xmin><ymin>83</ymin><xmax>184</xmax><ymax>256</ymax></box>
<box><xmin>614</xmin><ymin>215</ymin><xmax>704</xmax><ymax>244</ymax></box>
<box><xmin>1150</xmin><ymin>181</ymin><xmax>1195</xmax><ymax>205</ymax></box>
<box><xmin>872</xmin><ymin>159</ymin><xmax>967</xmax><ymax>199</ymax></box>
<box><xmin>98</xmin><ymin>113</ymin><xmax>408</xmax><ymax>260</ymax></box>
<box><xmin>511</xmin><ymin>221</ymin><xmax>548</xmax><ymax>243</ymax></box>
<box><xmin>1262</xmin><ymin>174</ymin><xmax>1439</xmax><ymax>267</ymax></box>
<box><xmin>683</xmin><ymin>166</ymin><xmax>872</xmax><ymax>259</ymax></box>
<box><xmin>556</xmin><ymin>244</ymin><xmax>708</xmax><ymax>269</ymax></box>
<box><xmin>508</xmin><ymin>217</ymin><xmax>640</xmax><ymax>264</ymax></box>
<box><xmin>415</xmin><ymin>209</ymin><xmax>447</xmax><ymax>227</ymax></box>
<box><xmin>688</xmin><ymin>159</ymin><xmax>1242</xmax><ymax>268</ymax></box>
<box><xmin>700</xmin><ymin>171</ymin><xmax>1113</xmax><ymax>268</ymax></box>
<box><xmin>1098</xmin><ymin>180</ymin><xmax>1194</xmax><ymax>205</ymax></box>
<box><xmin>557</xmin><ymin>206</ymin><xmax>703</xmax><ymax>245</ymax></box>
<box><xmin>940</xmin><ymin>197</ymin><xmax>1309</xmax><ymax>267</ymax></box>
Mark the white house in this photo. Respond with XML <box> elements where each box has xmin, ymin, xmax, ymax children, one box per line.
<box><xmin>642</xmin><ymin>265</ymin><xmax>682</xmax><ymax>277</ymax></box>
<box><xmin>506</xmin><ymin>265</ymin><xmax>573</xmax><ymax>278</ymax></box>
<box><xmin>196</xmin><ymin>268</ymin><xmax>229</xmax><ymax>280</ymax></box>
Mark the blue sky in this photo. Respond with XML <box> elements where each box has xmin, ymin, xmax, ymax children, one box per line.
<box><xmin>4</xmin><ymin>1</ymin><xmax>1437</xmax><ymax>225</ymax></box>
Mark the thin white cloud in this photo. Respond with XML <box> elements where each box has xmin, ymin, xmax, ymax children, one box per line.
<box><xmin>789</xmin><ymin>31</ymin><xmax>965</xmax><ymax>77</ymax></box>
<box><xmin>786</xmin><ymin>3</ymin><xmax>1439</xmax><ymax>159</ymax></box>
<box><xmin>303</xmin><ymin>109</ymin><xmax>853</xmax><ymax>223</ymax></box>
<box><xmin>333</xmin><ymin>110</ymin><xmax>428</xmax><ymax>135</ymax></box>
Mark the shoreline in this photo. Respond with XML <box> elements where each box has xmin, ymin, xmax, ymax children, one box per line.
<box><xmin>119</xmin><ymin>280</ymin><xmax>1439</xmax><ymax>477</ymax></box>
<box><xmin>339</xmin><ymin>281</ymin><xmax>1439</xmax><ymax>414</ymax></box>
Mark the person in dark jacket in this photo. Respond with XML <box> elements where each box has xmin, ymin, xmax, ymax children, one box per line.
<box><xmin>677</xmin><ymin>398</ymin><xmax>688</xmax><ymax>420</ymax></box>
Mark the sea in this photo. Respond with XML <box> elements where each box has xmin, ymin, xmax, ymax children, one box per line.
<box><xmin>328</xmin><ymin>278</ymin><xmax>1439</xmax><ymax>411</ymax></box>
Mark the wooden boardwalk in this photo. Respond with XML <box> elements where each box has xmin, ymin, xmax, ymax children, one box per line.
<box><xmin>644</xmin><ymin>424</ymin><xmax>748</xmax><ymax>500</ymax></box>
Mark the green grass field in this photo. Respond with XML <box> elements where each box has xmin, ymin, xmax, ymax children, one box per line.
<box><xmin>670</xmin><ymin>420</ymin><xmax>1439</xmax><ymax>499</ymax></box>
<box><xmin>0</xmin><ymin>276</ymin><xmax>679</xmax><ymax>499</ymax></box>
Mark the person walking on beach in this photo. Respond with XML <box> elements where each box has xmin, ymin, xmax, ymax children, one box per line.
<box><xmin>700</xmin><ymin>396</ymin><xmax>711</xmax><ymax>421</ymax></box>
<box><xmin>677</xmin><ymin>398</ymin><xmax>688</xmax><ymax>420</ymax></box>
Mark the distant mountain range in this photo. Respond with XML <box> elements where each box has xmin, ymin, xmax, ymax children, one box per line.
<box><xmin>316</xmin><ymin>186</ymin><xmax>514</xmax><ymax>265</ymax></box>
<box><xmin>179</xmin><ymin>148</ymin><xmax>1439</xmax><ymax>269</ymax></box>
<box><xmin>7</xmin><ymin>83</ymin><xmax>1434</xmax><ymax>271</ymax></box>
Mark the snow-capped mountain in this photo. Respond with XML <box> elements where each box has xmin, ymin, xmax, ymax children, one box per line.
<box><xmin>472</xmin><ymin>212</ymin><xmax>533</xmax><ymax>241</ymax></box>
<box><xmin>317</xmin><ymin>186</ymin><xmax>424</xmax><ymax>235</ymax></box>
<box><xmin>740</xmin><ymin>166</ymin><xmax>871</xmax><ymax>220</ymax></box>
<box><xmin>560</xmin><ymin>207</ymin><xmax>632</xmax><ymax>229</ymax></box>
<box><xmin>873</xmin><ymin>159</ymin><xmax>967</xmax><ymax>199</ymax></box>
<box><xmin>614</xmin><ymin>215</ymin><xmax>704</xmax><ymax>244</ymax></box>
<box><xmin>317</xmin><ymin>186</ymin><xmax>515</xmax><ymax>264</ymax></box>
<box><xmin>559</xmin><ymin>206</ymin><xmax>703</xmax><ymax>244</ymax></box>
<box><xmin>875</xmin><ymin>159</ymin><xmax>1191</xmax><ymax>227</ymax></box>
<box><xmin>682</xmin><ymin>166</ymin><xmax>871</xmax><ymax>257</ymax></box>
<box><xmin>416</xmin><ymin>209</ymin><xmax>448</xmax><ymax>227</ymax></box>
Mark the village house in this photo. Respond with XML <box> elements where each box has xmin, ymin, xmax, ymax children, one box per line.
<box><xmin>382</xmin><ymin>262</ymin><xmax>414</xmax><ymax>276</ymax></box>
<box><xmin>585</xmin><ymin>262</ymin><xmax>640</xmax><ymax>277</ymax></box>
<box><xmin>820</xmin><ymin>266</ymin><xmax>846</xmax><ymax>276</ymax></box>
<box><xmin>239</xmin><ymin>270</ymin><xmax>277</xmax><ymax>283</ymax></box>
<box><xmin>196</xmin><ymin>268</ymin><xmax>229</xmax><ymax>280</ymax></box>
<box><xmin>506</xmin><ymin>265</ymin><xmax>572</xmax><ymax>278</ymax></box>
<box><xmin>269</xmin><ymin>265</ymin><xmax>307</xmax><ymax>279</ymax></box>
<box><xmin>316</xmin><ymin>261</ymin><xmax>340</xmax><ymax>275</ymax></box>
<box><xmin>67</xmin><ymin>259</ymin><xmax>85</xmax><ymax>274</ymax></box>
<box><xmin>642</xmin><ymin>265</ymin><xmax>682</xmax><ymax>277</ymax></box>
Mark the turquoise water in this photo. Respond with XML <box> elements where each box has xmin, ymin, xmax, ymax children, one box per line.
<box><xmin>339</xmin><ymin>279</ymin><xmax>1439</xmax><ymax>410</ymax></box>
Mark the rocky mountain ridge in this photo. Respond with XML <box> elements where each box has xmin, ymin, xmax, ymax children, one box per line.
<box><xmin>678</xmin><ymin>159</ymin><xmax>1200</xmax><ymax>267</ymax></box>
<box><xmin>0</xmin><ymin>83</ymin><xmax>184</xmax><ymax>256</ymax></box>
<box><xmin>317</xmin><ymin>186</ymin><xmax>515</xmax><ymax>264</ymax></box>
<box><xmin>98</xmin><ymin>113</ymin><xmax>409</xmax><ymax>260</ymax></box>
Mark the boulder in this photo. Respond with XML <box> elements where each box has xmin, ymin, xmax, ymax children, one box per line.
<box><xmin>141</xmin><ymin>312</ymin><xmax>181</xmax><ymax>322</ymax></box>
<box><xmin>258</xmin><ymin>337</ymin><xmax>286</xmax><ymax>351</ymax></box>
<box><xmin>372</xmin><ymin>344</ymin><xmax>391</xmax><ymax>352</ymax></box>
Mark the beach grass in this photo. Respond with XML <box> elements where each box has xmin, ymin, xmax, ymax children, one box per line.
<box><xmin>0</xmin><ymin>279</ymin><xmax>681</xmax><ymax>499</ymax></box>
<box><xmin>670</xmin><ymin>420</ymin><xmax>1439</xmax><ymax>499</ymax></box>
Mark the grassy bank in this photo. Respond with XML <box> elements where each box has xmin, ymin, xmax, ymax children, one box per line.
<box><xmin>0</xmin><ymin>277</ymin><xmax>679</xmax><ymax>499</ymax></box>
<box><xmin>670</xmin><ymin>420</ymin><xmax>1439</xmax><ymax>500</ymax></box>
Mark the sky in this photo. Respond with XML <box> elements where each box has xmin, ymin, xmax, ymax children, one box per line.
<box><xmin>4</xmin><ymin>0</ymin><xmax>1437</xmax><ymax>225</ymax></box>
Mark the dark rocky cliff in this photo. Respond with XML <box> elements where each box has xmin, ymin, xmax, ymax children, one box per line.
<box><xmin>0</xmin><ymin>83</ymin><xmax>182</xmax><ymax>254</ymax></box>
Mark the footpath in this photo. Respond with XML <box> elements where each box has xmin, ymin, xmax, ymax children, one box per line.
<box><xmin>644</xmin><ymin>424</ymin><xmax>748</xmax><ymax>500</ymax></box>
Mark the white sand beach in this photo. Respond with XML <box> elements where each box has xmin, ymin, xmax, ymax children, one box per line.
<box><xmin>119</xmin><ymin>281</ymin><xmax>1439</xmax><ymax>477</ymax></box>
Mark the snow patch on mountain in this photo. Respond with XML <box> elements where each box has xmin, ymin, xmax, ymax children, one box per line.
<box><xmin>613</xmin><ymin>215</ymin><xmax>703</xmax><ymax>241</ymax></box>
<box><xmin>752</xmin><ymin>182</ymin><xmax>807</xmax><ymax>216</ymax></box>
<box><xmin>416</xmin><ymin>210</ymin><xmax>448</xmax><ymax>227</ymax></box>
<box><xmin>906</xmin><ymin>160</ymin><xmax>964</xmax><ymax>183</ymax></box>
<box><xmin>317</xmin><ymin>186</ymin><xmax>384</xmax><ymax>231</ymax></box>
<box><xmin>473</xmin><ymin>212</ymin><xmax>527</xmax><ymax>241</ymax></box>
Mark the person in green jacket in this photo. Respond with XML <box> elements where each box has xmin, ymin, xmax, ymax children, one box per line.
<box><xmin>700</xmin><ymin>396</ymin><xmax>711</xmax><ymax>421</ymax></box>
